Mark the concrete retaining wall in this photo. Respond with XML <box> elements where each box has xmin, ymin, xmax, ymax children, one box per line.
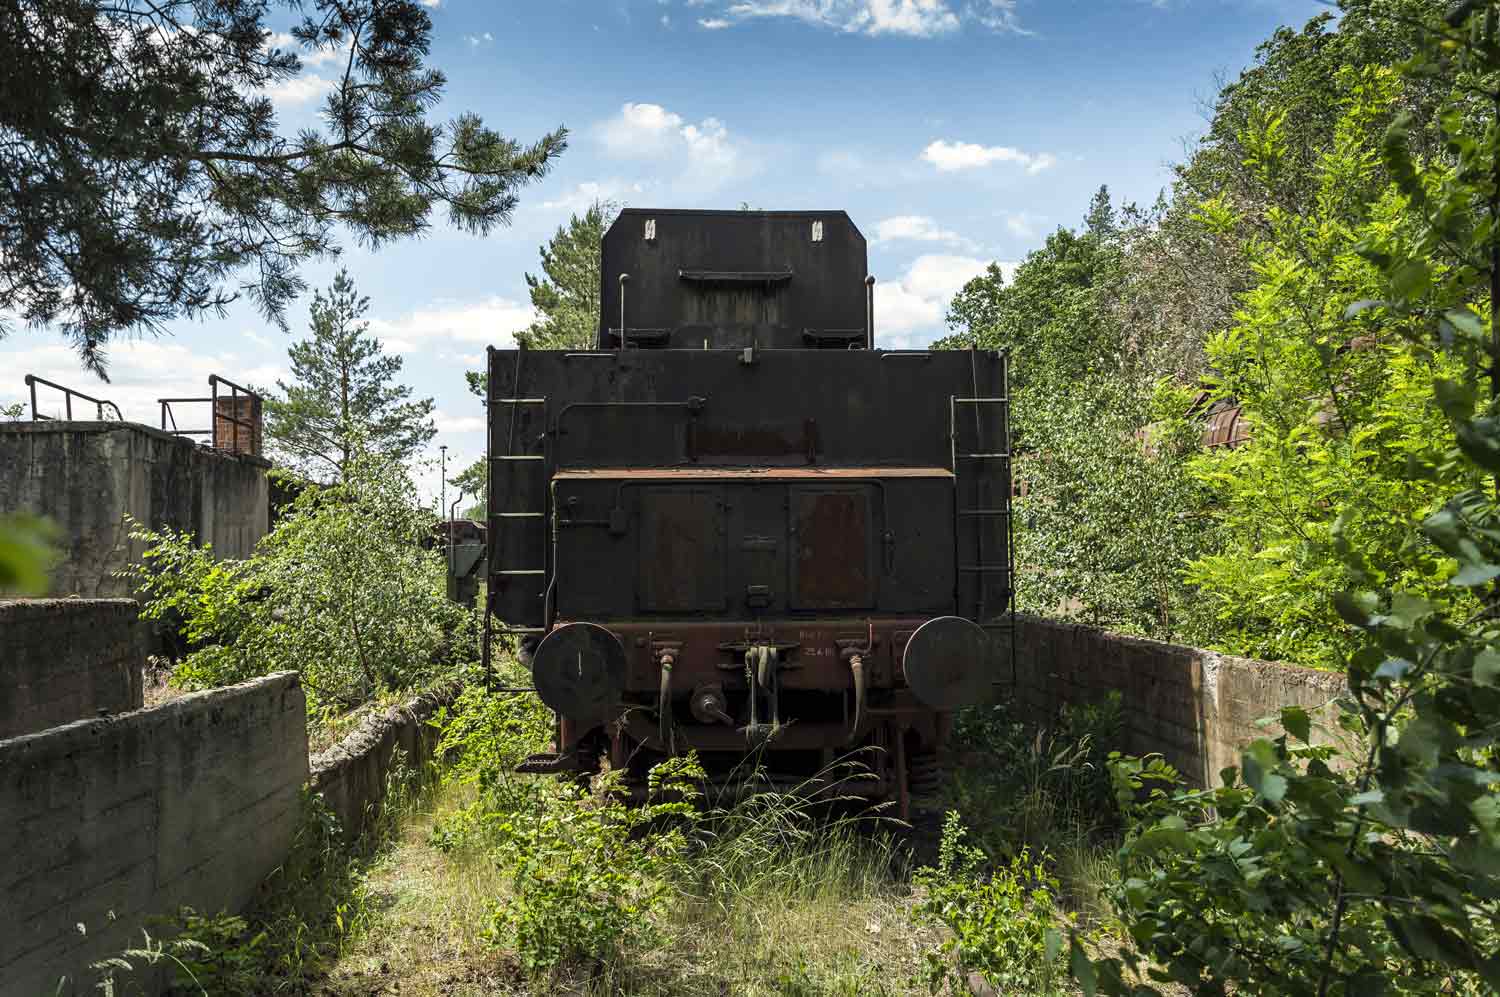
<box><xmin>1012</xmin><ymin>614</ymin><xmax>1346</xmax><ymax>786</ymax></box>
<box><xmin>311</xmin><ymin>683</ymin><xmax>459</xmax><ymax>840</ymax></box>
<box><xmin>0</xmin><ymin>672</ymin><xmax>308</xmax><ymax>996</ymax></box>
<box><xmin>0</xmin><ymin>421</ymin><xmax>270</xmax><ymax>598</ymax></box>
<box><xmin>0</xmin><ymin>599</ymin><xmax>145</xmax><ymax>739</ymax></box>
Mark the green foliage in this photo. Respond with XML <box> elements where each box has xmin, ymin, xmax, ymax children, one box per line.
<box><xmin>90</xmin><ymin>909</ymin><xmax>263</xmax><ymax>996</ymax></box>
<box><xmin>1075</xmin><ymin>6</ymin><xmax>1500</xmax><ymax>993</ymax></box>
<box><xmin>936</xmin><ymin>195</ymin><xmax>1127</xmax><ymax>398</ymax></box>
<box><xmin>0</xmin><ymin>0</ymin><xmax>565</xmax><ymax>374</ymax></box>
<box><xmin>126</xmin><ymin>448</ymin><xmax>470</xmax><ymax>713</ymax></box>
<box><xmin>1185</xmin><ymin>65</ymin><xmax>1480</xmax><ymax>669</ymax></box>
<box><xmin>1017</xmin><ymin>374</ymin><xmax>1215</xmax><ymax>640</ymax></box>
<box><xmin>950</xmin><ymin>694</ymin><xmax>1125</xmax><ymax>859</ymax></box>
<box><xmin>431</xmin><ymin>683</ymin><xmax>552</xmax><ymax>792</ymax></box>
<box><xmin>480</xmin><ymin>759</ymin><xmax>704</xmax><ymax>976</ymax></box>
<box><xmin>0</xmin><ymin>513</ymin><xmax>57</xmax><ymax>595</ymax></box>
<box><xmin>939</xmin><ymin>191</ymin><xmax>1216</xmax><ymax>641</ymax></box>
<box><xmin>913</xmin><ymin>812</ymin><xmax>1072</xmax><ymax>996</ymax></box>
<box><xmin>264</xmin><ymin>269</ymin><xmax>436</xmax><ymax>481</ymax></box>
<box><xmin>518</xmin><ymin>201</ymin><xmax>617</xmax><ymax>350</ymax></box>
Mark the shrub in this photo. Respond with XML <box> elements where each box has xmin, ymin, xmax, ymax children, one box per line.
<box><xmin>125</xmin><ymin>449</ymin><xmax>471</xmax><ymax>714</ymax></box>
<box><xmin>913</xmin><ymin>811</ymin><xmax>1073</xmax><ymax>995</ymax></box>
<box><xmin>950</xmin><ymin>692</ymin><xmax>1125</xmax><ymax>856</ymax></box>
<box><xmin>483</xmin><ymin>757</ymin><xmax>705</xmax><ymax>977</ymax></box>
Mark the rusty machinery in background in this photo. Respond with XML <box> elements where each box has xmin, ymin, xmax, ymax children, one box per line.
<box><xmin>483</xmin><ymin>210</ymin><xmax>1013</xmax><ymax>817</ymax></box>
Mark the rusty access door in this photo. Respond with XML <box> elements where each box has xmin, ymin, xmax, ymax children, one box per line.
<box><xmin>788</xmin><ymin>485</ymin><xmax>878</xmax><ymax>610</ymax></box>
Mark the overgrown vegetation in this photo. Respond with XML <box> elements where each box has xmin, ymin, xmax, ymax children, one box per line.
<box><xmin>1051</xmin><ymin>3</ymin><xmax>1500</xmax><ymax>994</ymax></box>
<box><xmin>126</xmin><ymin>447</ymin><xmax>472</xmax><ymax>719</ymax></box>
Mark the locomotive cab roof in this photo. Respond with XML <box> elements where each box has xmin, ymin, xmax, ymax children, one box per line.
<box><xmin>598</xmin><ymin>209</ymin><xmax>871</xmax><ymax>351</ymax></box>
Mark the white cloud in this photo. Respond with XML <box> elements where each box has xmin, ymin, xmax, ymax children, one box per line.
<box><xmin>463</xmin><ymin>31</ymin><xmax>494</xmax><ymax>47</ymax></box>
<box><xmin>1003</xmin><ymin>211</ymin><xmax>1041</xmax><ymax>238</ymax></box>
<box><xmin>540</xmin><ymin>180</ymin><xmax>647</xmax><ymax>214</ymax></box>
<box><xmin>968</xmin><ymin>0</ymin><xmax>1029</xmax><ymax>34</ymax></box>
<box><xmin>261</xmin><ymin>72</ymin><xmax>334</xmax><ymax>107</ymax></box>
<box><xmin>695</xmin><ymin>0</ymin><xmax>1028</xmax><ymax>36</ymax></box>
<box><xmin>596</xmin><ymin>103</ymin><xmax>755</xmax><ymax>195</ymax></box>
<box><xmin>921</xmin><ymin>139</ymin><xmax>1056</xmax><ymax>174</ymax></box>
<box><xmin>873</xmin><ymin>254</ymin><xmax>1015</xmax><ymax>348</ymax></box>
<box><xmin>367</xmin><ymin>296</ymin><xmax>536</xmax><ymax>348</ymax></box>
<box><xmin>421</xmin><ymin>0</ymin><xmax>440</xmax><ymax>7</ymax></box>
<box><xmin>0</xmin><ymin>338</ymin><xmax>287</xmax><ymax>427</ymax></box>
<box><xmin>872</xmin><ymin>215</ymin><xmax>973</xmax><ymax>249</ymax></box>
<box><xmin>433</xmin><ymin>410</ymin><xmax>485</xmax><ymax>434</ymax></box>
<box><xmin>263</xmin><ymin>32</ymin><xmax>348</xmax><ymax>68</ymax></box>
<box><xmin>722</xmin><ymin>0</ymin><xmax>959</xmax><ymax>36</ymax></box>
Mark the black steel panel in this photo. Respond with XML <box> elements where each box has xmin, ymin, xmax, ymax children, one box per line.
<box><xmin>491</xmin><ymin>348</ymin><xmax>1004</xmax><ymax>470</ymax></box>
<box><xmin>600</xmin><ymin>210</ymin><xmax>868</xmax><ymax>350</ymax></box>
<box><xmin>638</xmin><ymin>487</ymin><xmax>726</xmax><ymax>612</ymax></box>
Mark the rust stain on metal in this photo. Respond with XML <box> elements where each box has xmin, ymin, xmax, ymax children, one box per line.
<box><xmin>795</xmin><ymin>491</ymin><xmax>871</xmax><ymax>608</ymax></box>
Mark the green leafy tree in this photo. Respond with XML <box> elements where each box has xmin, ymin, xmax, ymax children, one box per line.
<box><xmin>1074</xmin><ymin>6</ymin><xmax>1500</xmax><ymax>992</ymax></box>
<box><xmin>1184</xmin><ymin>65</ymin><xmax>1478</xmax><ymax>669</ymax></box>
<box><xmin>1018</xmin><ymin>377</ymin><xmax>1214</xmax><ymax>641</ymax></box>
<box><xmin>265</xmin><ymin>269</ymin><xmax>435</xmax><ymax>481</ymax></box>
<box><xmin>0</xmin><ymin>0</ymin><xmax>565</xmax><ymax>375</ymax></box>
<box><xmin>939</xmin><ymin>192</ymin><xmax>1212</xmax><ymax>640</ymax></box>
<box><xmin>449</xmin><ymin>458</ymin><xmax>486</xmax><ymax>513</ymax></box>
<box><xmin>518</xmin><ymin>202</ymin><xmax>615</xmax><ymax>350</ymax></box>
<box><xmin>462</xmin><ymin>201</ymin><xmax>617</xmax><ymax>404</ymax></box>
<box><xmin>126</xmin><ymin>447</ymin><xmax>471</xmax><ymax>714</ymax></box>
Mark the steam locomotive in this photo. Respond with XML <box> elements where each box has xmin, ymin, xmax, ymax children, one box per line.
<box><xmin>483</xmin><ymin>209</ymin><xmax>1012</xmax><ymax>816</ymax></box>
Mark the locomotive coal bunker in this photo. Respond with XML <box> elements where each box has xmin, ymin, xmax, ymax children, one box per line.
<box><xmin>485</xmin><ymin>209</ymin><xmax>1012</xmax><ymax>815</ymax></box>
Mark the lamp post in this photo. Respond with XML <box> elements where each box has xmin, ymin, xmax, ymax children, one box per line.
<box><xmin>439</xmin><ymin>445</ymin><xmax>448</xmax><ymax>525</ymax></box>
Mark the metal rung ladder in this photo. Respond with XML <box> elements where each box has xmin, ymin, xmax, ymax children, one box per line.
<box><xmin>489</xmin><ymin>394</ymin><xmax>550</xmax><ymax>638</ymax></box>
<box><xmin>950</xmin><ymin>394</ymin><xmax>1013</xmax><ymax>624</ymax></box>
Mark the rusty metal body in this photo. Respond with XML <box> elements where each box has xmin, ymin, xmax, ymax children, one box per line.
<box><xmin>485</xmin><ymin>210</ymin><xmax>1012</xmax><ymax>814</ymax></box>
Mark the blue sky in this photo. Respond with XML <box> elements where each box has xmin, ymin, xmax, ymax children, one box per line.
<box><xmin>1</xmin><ymin>0</ymin><xmax>1330</xmax><ymax>500</ymax></box>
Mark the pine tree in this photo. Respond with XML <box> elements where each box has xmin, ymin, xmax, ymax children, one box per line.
<box><xmin>0</xmin><ymin>0</ymin><xmax>565</xmax><ymax>376</ymax></box>
<box><xmin>265</xmin><ymin>270</ymin><xmax>435</xmax><ymax>480</ymax></box>
<box><xmin>516</xmin><ymin>202</ymin><xmax>616</xmax><ymax>350</ymax></box>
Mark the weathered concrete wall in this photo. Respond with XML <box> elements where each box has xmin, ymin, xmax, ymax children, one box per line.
<box><xmin>311</xmin><ymin>683</ymin><xmax>459</xmax><ymax>840</ymax></box>
<box><xmin>0</xmin><ymin>421</ymin><xmax>270</xmax><ymax>598</ymax></box>
<box><xmin>0</xmin><ymin>672</ymin><xmax>308</xmax><ymax>996</ymax></box>
<box><xmin>1012</xmin><ymin>614</ymin><xmax>1346</xmax><ymax>787</ymax></box>
<box><xmin>0</xmin><ymin>599</ymin><xmax>145</xmax><ymax>739</ymax></box>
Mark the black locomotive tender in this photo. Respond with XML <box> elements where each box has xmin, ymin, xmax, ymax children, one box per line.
<box><xmin>484</xmin><ymin>209</ymin><xmax>1012</xmax><ymax>816</ymax></box>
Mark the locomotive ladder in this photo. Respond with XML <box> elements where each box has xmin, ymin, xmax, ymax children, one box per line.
<box><xmin>949</xmin><ymin>383</ymin><xmax>1017</xmax><ymax>684</ymax></box>
<box><xmin>489</xmin><ymin>394</ymin><xmax>550</xmax><ymax>642</ymax></box>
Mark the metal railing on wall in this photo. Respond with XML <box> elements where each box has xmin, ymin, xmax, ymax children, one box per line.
<box><xmin>158</xmin><ymin>375</ymin><xmax>263</xmax><ymax>456</ymax></box>
<box><xmin>24</xmin><ymin>374</ymin><xmax>123</xmax><ymax>421</ymax></box>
